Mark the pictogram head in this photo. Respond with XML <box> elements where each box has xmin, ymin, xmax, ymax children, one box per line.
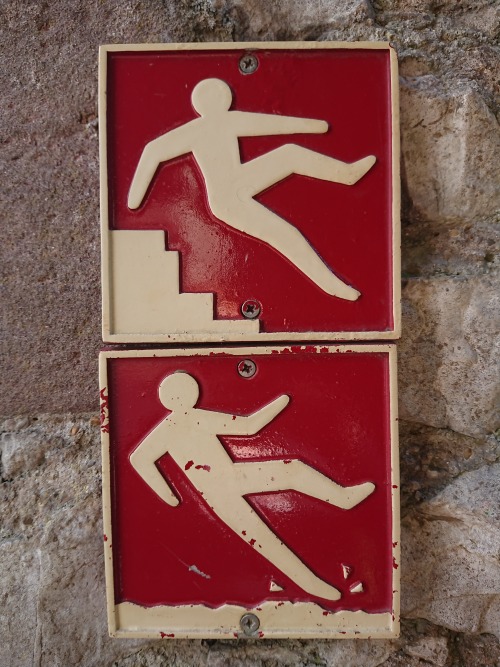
<box><xmin>191</xmin><ymin>78</ymin><xmax>233</xmax><ymax>116</ymax></box>
<box><xmin>158</xmin><ymin>372</ymin><xmax>200</xmax><ymax>410</ymax></box>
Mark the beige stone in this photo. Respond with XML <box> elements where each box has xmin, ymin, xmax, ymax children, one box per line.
<box><xmin>223</xmin><ymin>0</ymin><xmax>374</xmax><ymax>39</ymax></box>
<box><xmin>399</xmin><ymin>273</ymin><xmax>500</xmax><ymax>437</ymax></box>
<box><xmin>400</xmin><ymin>80</ymin><xmax>500</xmax><ymax>223</ymax></box>
<box><xmin>402</xmin><ymin>464</ymin><xmax>500</xmax><ymax>637</ymax></box>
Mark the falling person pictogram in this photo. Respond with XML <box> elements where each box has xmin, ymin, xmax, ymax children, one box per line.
<box><xmin>128</xmin><ymin>78</ymin><xmax>376</xmax><ymax>301</ymax></box>
<box><xmin>130</xmin><ymin>372</ymin><xmax>375</xmax><ymax>600</ymax></box>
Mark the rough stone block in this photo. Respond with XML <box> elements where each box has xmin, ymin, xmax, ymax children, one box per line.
<box><xmin>402</xmin><ymin>464</ymin><xmax>500</xmax><ymax>637</ymax></box>
<box><xmin>400</xmin><ymin>80</ymin><xmax>500</xmax><ymax>223</ymax></box>
<box><xmin>399</xmin><ymin>273</ymin><xmax>500</xmax><ymax>437</ymax></box>
<box><xmin>404</xmin><ymin>636</ymin><xmax>449</xmax><ymax>666</ymax></box>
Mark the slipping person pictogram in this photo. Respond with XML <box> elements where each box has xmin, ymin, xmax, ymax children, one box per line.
<box><xmin>128</xmin><ymin>78</ymin><xmax>376</xmax><ymax>301</ymax></box>
<box><xmin>130</xmin><ymin>371</ymin><xmax>375</xmax><ymax>600</ymax></box>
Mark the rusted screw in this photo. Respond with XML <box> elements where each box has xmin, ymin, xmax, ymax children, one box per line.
<box><xmin>241</xmin><ymin>299</ymin><xmax>261</xmax><ymax>319</ymax></box>
<box><xmin>239</xmin><ymin>54</ymin><xmax>258</xmax><ymax>75</ymax></box>
<box><xmin>237</xmin><ymin>359</ymin><xmax>257</xmax><ymax>378</ymax></box>
<box><xmin>240</xmin><ymin>612</ymin><xmax>260</xmax><ymax>635</ymax></box>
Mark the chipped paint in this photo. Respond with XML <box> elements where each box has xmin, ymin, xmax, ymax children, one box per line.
<box><xmin>99</xmin><ymin>343</ymin><xmax>399</xmax><ymax>638</ymax></box>
<box><xmin>269</xmin><ymin>581</ymin><xmax>284</xmax><ymax>592</ymax></box>
<box><xmin>188</xmin><ymin>565</ymin><xmax>211</xmax><ymax>580</ymax></box>
<box><xmin>342</xmin><ymin>564</ymin><xmax>352</xmax><ymax>579</ymax></box>
<box><xmin>349</xmin><ymin>582</ymin><xmax>364</xmax><ymax>593</ymax></box>
<box><xmin>99</xmin><ymin>387</ymin><xmax>109</xmax><ymax>433</ymax></box>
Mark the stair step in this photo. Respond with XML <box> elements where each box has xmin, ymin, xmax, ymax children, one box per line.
<box><xmin>108</xmin><ymin>229</ymin><xmax>259</xmax><ymax>336</ymax></box>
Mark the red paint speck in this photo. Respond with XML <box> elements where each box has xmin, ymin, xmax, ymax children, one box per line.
<box><xmin>103</xmin><ymin>534</ymin><xmax>108</xmax><ymax>542</ymax></box>
<box><xmin>160</xmin><ymin>632</ymin><xmax>175</xmax><ymax>638</ymax></box>
<box><xmin>277</xmin><ymin>602</ymin><xmax>284</xmax><ymax>607</ymax></box>
<box><xmin>195</xmin><ymin>464</ymin><xmax>211</xmax><ymax>471</ymax></box>
<box><xmin>233</xmin><ymin>633</ymin><xmax>238</xmax><ymax>638</ymax></box>
<box><xmin>185</xmin><ymin>460</ymin><xmax>194</xmax><ymax>470</ymax></box>
<box><xmin>283</xmin><ymin>460</ymin><xmax>292</xmax><ymax>464</ymax></box>
<box><xmin>242</xmin><ymin>530</ymin><xmax>247</xmax><ymax>536</ymax></box>
<box><xmin>340</xmin><ymin>631</ymin><xmax>346</xmax><ymax>634</ymax></box>
<box><xmin>232</xmin><ymin>415</ymin><xmax>236</xmax><ymax>420</ymax></box>
<box><xmin>392</xmin><ymin>485</ymin><xmax>398</xmax><ymax>489</ymax></box>
<box><xmin>249</xmin><ymin>538</ymin><xmax>256</xmax><ymax>546</ymax></box>
<box><xmin>258</xmin><ymin>631</ymin><xmax>264</xmax><ymax>638</ymax></box>
<box><xmin>392</xmin><ymin>541</ymin><xmax>398</xmax><ymax>548</ymax></box>
<box><xmin>393</xmin><ymin>557</ymin><xmax>399</xmax><ymax>569</ymax></box>
<box><xmin>322</xmin><ymin>611</ymin><xmax>329</xmax><ymax>616</ymax></box>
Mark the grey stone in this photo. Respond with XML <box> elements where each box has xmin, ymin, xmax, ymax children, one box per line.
<box><xmin>112</xmin><ymin>636</ymin><xmax>395</xmax><ymax>667</ymax></box>
<box><xmin>222</xmin><ymin>0</ymin><xmax>374</xmax><ymax>41</ymax></box>
<box><xmin>0</xmin><ymin>415</ymin><xmax>150</xmax><ymax>666</ymax></box>
<box><xmin>1</xmin><ymin>429</ymin><xmax>62</xmax><ymax>478</ymax></box>
<box><xmin>404</xmin><ymin>636</ymin><xmax>449</xmax><ymax>666</ymax></box>
<box><xmin>451</xmin><ymin>632</ymin><xmax>500</xmax><ymax>667</ymax></box>
<box><xmin>399</xmin><ymin>273</ymin><xmax>500</xmax><ymax>438</ymax></box>
<box><xmin>400</xmin><ymin>79</ymin><xmax>500</xmax><ymax>224</ymax></box>
<box><xmin>399</xmin><ymin>420</ymin><xmax>500</xmax><ymax>512</ymax></box>
<box><xmin>401</xmin><ymin>464</ymin><xmax>500</xmax><ymax>637</ymax></box>
<box><xmin>402</xmin><ymin>215</ymin><xmax>500</xmax><ymax>279</ymax></box>
<box><xmin>0</xmin><ymin>542</ymin><xmax>40</xmax><ymax>667</ymax></box>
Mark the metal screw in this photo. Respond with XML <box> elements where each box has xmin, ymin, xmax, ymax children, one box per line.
<box><xmin>239</xmin><ymin>54</ymin><xmax>258</xmax><ymax>75</ymax></box>
<box><xmin>237</xmin><ymin>359</ymin><xmax>257</xmax><ymax>378</ymax></box>
<box><xmin>240</xmin><ymin>613</ymin><xmax>260</xmax><ymax>635</ymax></box>
<box><xmin>241</xmin><ymin>299</ymin><xmax>261</xmax><ymax>319</ymax></box>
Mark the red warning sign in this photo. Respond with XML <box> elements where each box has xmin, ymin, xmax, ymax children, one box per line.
<box><xmin>100</xmin><ymin>345</ymin><xmax>399</xmax><ymax>638</ymax></box>
<box><xmin>100</xmin><ymin>43</ymin><xmax>399</xmax><ymax>343</ymax></box>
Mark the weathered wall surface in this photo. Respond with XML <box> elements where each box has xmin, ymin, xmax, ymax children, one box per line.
<box><xmin>1</xmin><ymin>0</ymin><xmax>499</xmax><ymax>665</ymax></box>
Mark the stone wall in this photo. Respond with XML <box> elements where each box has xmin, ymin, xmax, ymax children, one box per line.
<box><xmin>1</xmin><ymin>1</ymin><xmax>499</xmax><ymax>665</ymax></box>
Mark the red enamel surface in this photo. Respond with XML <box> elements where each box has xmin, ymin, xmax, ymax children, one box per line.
<box><xmin>105</xmin><ymin>48</ymin><xmax>394</xmax><ymax>335</ymax></box>
<box><xmin>106</xmin><ymin>348</ymin><xmax>394</xmax><ymax>612</ymax></box>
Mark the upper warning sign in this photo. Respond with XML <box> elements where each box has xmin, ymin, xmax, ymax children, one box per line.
<box><xmin>99</xmin><ymin>42</ymin><xmax>400</xmax><ymax>343</ymax></box>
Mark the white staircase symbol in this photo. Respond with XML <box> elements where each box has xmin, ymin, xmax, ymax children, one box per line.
<box><xmin>108</xmin><ymin>230</ymin><xmax>259</xmax><ymax>336</ymax></box>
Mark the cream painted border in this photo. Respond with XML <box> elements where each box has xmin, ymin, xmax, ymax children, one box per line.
<box><xmin>99</xmin><ymin>42</ymin><xmax>400</xmax><ymax>343</ymax></box>
<box><xmin>99</xmin><ymin>344</ymin><xmax>400</xmax><ymax>639</ymax></box>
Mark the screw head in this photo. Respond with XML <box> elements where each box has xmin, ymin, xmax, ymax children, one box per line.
<box><xmin>237</xmin><ymin>359</ymin><xmax>257</xmax><ymax>378</ymax></box>
<box><xmin>241</xmin><ymin>299</ymin><xmax>261</xmax><ymax>319</ymax></box>
<box><xmin>240</xmin><ymin>612</ymin><xmax>260</xmax><ymax>635</ymax></box>
<box><xmin>239</xmin><ymin>53</ymin><xmax>258</xmax><ymax>75</ymax></box>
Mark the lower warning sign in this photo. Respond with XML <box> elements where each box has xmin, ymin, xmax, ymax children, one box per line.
<box><xmin>99</xmin><ymin>345</ymin><xmax>399</xmax><ymax>638</ymax></box>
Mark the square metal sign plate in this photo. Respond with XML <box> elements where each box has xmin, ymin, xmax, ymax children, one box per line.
<box><xmin>99</xmin><ymin>42</ymin><xmax>400</xmax><ymax>344</ymax></box>
<box><xmin>100</xmin><ymin>345</ymin><xmax>399</xmax><ymax>638</ymax></box>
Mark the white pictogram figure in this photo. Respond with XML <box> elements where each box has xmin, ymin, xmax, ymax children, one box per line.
<box><xmin>128</xmin><ymin>78</ymin><xmax>376</xmax><ymax>301</ymax></box>
<box><xmin>130</xmin><ymin>372</ymin><xmax>375</xmax><ymax>600</ymax></box>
